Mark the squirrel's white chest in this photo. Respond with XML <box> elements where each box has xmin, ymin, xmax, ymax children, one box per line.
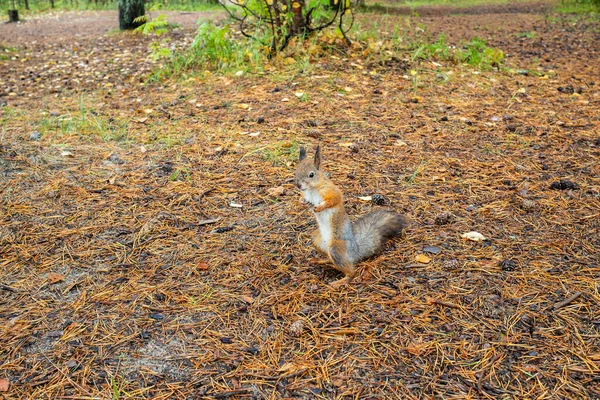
<box><xmin>303</xmin><ymin>189</ymin><xmax>322</xmax><ymax>206</ymax></box>
<box><xmin>302</xmin><ymin>189</ymin><xmax>333</xmax><ymax>245</ymax></box>
<box><xmin>315</xmin><ymin>209</ymin><xmax>333</xmax><ymax>245</ymax></box>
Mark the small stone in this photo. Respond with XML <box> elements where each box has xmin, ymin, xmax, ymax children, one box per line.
<box><xmin>66</xmin><ymin>360</ymin><xmax>79</xmax><ymax>370</ymax></box>
<box><xmin>256</xmin><ymin>116</ymin><xmax>265</xmax><ymax>124</ymax></box>
<box><xmin>423</xmin><ymin>246</ymin><xmax>441</xmax><ymax>255</ymax></box>
<box><xmin>29</xmin><ymin>131</ymin><xmax>41</xmax><ymax>141</ymax></box>
<box><xmin>149</xmin><ymin>313</ymin><xmax>164</xmax><ymax>321</ymax></box>
<box><xmin>220</xmin><ymin>337</ymin><xmax>233</xmax><ymax>344</ymax></box>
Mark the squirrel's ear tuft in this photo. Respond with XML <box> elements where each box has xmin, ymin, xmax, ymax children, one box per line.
<box><xmin>314</xmin><ymin>145</ymin><xmax>321</xmax><ymax>170</ymax></box>
<box><xmin>299</xmin><ymin>146</ymin><xmax>306</xmax><ymax>161</ymax></box>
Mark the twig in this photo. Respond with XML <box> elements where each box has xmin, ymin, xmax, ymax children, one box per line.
<box><xmin>198</xmin><ymin>188</ymin><xmax>216</xmax><ymax>204</ymax></box>
<box><xmin>198</xmin><ymin>217</ymin><xmax>221</xmax><ymax>226</ymax></box>
<box><xmin>553</xmin><ymin>292</ymin><xmax>582</xmax><ymax>310</ymax></box>
<box><xmin>0</xmin><ymin>284</ymin><xmax>17</xmax><ymax>292</ymax></box>
<box><xmin>426</xmin><ymin>297</ymin><xmax>461</xmax><ymax>309</ymax></box>
<box><xmin>208</xmin><ymin>389</ymin><xmax>253</xmax><ymax>398</ymax></box>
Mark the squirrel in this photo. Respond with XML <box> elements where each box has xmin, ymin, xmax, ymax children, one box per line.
<box><xmin>295</xmin><ymin>145</ymin><xmax>407</xmax><ymax>286</ymax></box>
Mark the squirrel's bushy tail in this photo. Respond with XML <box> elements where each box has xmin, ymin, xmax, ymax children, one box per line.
<box><xmin>351</xmin><ymin>210</ymin><xmax>406</xmax><ymax>263</ymax></box>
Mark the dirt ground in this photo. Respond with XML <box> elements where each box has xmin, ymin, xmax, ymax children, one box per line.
<box><xmin>1</xmin><ymin>2</ymin><xmax>599</xmax><ymax>399</ymax></box>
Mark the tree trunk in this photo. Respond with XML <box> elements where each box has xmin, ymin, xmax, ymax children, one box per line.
<box><xmin>290</xmin><ymin>0</ymin><xmax>306</xmax><ymax>35</ymax></box>
<box><xmin>24</xmin><ymin>0</ymin><xmax>29</xmax><ymax>10</ymax></box>
<box><xmin>8</xmin><ymin>9</ymin><xmax>19</xmax><ymax>22</ymax></box>
<box><xmin>50</xmin><ymin>0</ymin><xmax>54</xmax><ymax>8</ymax></box>
<box><xmin>118</xmin><ymin>0</ymin><xmax>145</xmax><ymax>30</ymax></box>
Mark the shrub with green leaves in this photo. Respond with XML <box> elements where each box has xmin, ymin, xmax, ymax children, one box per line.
<box><xmin>133</xmin><ymin>3</ymin><xmax>185</xmax><ymax>62</ymax></box>
<box><xmin>153</xmin><ymin>22</ymin><xmax>265</xmax><ymax>79</ymax></box>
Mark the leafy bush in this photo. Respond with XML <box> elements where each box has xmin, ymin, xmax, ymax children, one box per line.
<box><xmin>153</xmin><ymin>22</ymin><xmax>266</xmax><ymax>79</ymax></box>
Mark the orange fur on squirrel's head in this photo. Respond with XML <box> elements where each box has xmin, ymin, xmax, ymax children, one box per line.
<box><xmin>295</xmin><ymin>145</ymin><xmax>324</xmax><ymax>191</ymax></box>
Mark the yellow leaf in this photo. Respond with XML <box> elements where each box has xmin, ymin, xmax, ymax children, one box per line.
<box><xmin>406</xmin><ymin>342</ymin><xmax>427</xmax><ymax>356</ymax></box>
<box><xmin>47</xmin><ymin>273</ymin><xmax>65</xmax><ymax>284</ymax></box>
<box><xmin>416</xmin><ymin>254</ymin><xmax>431</xmax><ymax>264</ymax></box>
<box><xmin>197</xmin><ymin>262</ymin><xmax>209</xmax><ymax>271</ymax></box>
<box><xmin>240</xmin><ymin>295</ymin><xmax>254</xmax><ymax>304</ymax></box>
<box><xmin>292</xmin><ymin>1</ymin><xmax>301</xmax><ymax>8</ymax></box>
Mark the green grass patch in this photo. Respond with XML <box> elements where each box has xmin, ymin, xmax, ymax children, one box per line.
<box><xmin>364</xmin><ymin>0</ymin><xmax>544</xmax><ymax>9</ymax></box>
<box><xmin>555</xmin><ymin>0</ymin><xmax>600</xmax><ymax>13</ymax></box>
<box><xmin>412</xmin><ymin>35</ymin><xmax>504</xmax><ymax>70</ymax></box>
<box><xmin>260</xmin><ymin>141</ymin><xmax>300</xmax><ymax>166</ymax></box>
<box><xmin>33</xmin><ymin>96</ymin><xmax>130</xmax><ymax>143</ymax></box>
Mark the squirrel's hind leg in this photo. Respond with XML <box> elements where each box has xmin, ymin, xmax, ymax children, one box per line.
<box><xmin>327</xmin><ymin>240</ymin><xmax>356</xmax><ymax>286</ymax></box>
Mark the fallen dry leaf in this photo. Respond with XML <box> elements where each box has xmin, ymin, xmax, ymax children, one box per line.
<box><xmin>267</xmin><ymin>186</ymin><xmax>286</xmax><ymax>197</ymax></box>
<box><xmin>461</xmin><ymin>231</ymin><xmax>487</xmax><ymax>241</ymax></box>
<box><xmin>0</xmin><ymin>378</ymin><xmax>8</xmax><ymax>392</ymax></box>
<box><xmin>416</xmin><ymin>254</ymin><xmax>432</xmax><ymax>264</ymax></box>
<box><xmin>240</xmin><ymin>295</ymin><xmax>254</xmax><ymax>304</ymax></box>
<box><xmin>406</xmin><ymin>342</ymin><xmax>427</xmax><ymax>356</ymax></box>
<box><xmin>47</xmin><ymin>272</ymin><xmax>65</xmax><ymax>284</ymax></box>
<box><xmin>196</xmin><ymin>262</ymin><xmax>209</xmax><ymax>271</ymax></box>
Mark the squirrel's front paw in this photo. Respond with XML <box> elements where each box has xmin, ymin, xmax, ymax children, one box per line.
<box><xmin>313</xmin><ymin>203</ymin><xmax>326</xmax><ymax>213</ymax></box>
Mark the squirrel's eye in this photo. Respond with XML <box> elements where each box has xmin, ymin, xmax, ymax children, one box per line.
<box><xmin>308</xmin><ymin>171</ymin><xmax>315</xmax><ymax>178</ymax></box>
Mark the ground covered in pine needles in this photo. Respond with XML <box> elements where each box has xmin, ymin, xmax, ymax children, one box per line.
<box><xmin>1</xmin><ymin>3</ymin><xmax>599</xmax><ymax>399</ymax></box>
